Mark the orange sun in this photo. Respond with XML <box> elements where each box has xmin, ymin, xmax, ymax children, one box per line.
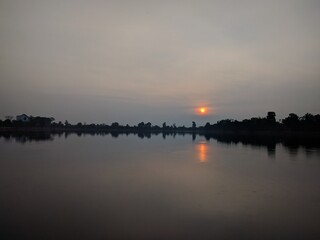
<box><xmin>199</xmin><ymin>107</ymin><xmax>206</xmax><ymax>114</ymax></box>
<box><xmin>194</xmin><ymin>106</ymin><xmax>211</xmax><ymax>116</ymax></box>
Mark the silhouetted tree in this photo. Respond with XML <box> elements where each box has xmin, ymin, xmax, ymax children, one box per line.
<box><xmin>111</xmin><ymin>122</ymin><xmax>120</xmax><ymax>128</ymax></box>
<box><xmin>301</xmin><ymin>113</ymin><xmax>314</xmax><ymax>123</ymax></box>
<box><xmin>137</xmin><ymin>122</ymin><xmax>145</xmax><ymax>128</ymax></box>
<box><xmin>28</xmin><ymin>117</ymin><xmax>54</xmax><ymax>127</ymax></box>
<box><xmin>3</xmin><ymin>119</ymin><xmax>13</xmax><ymax>127</ymax></box>
<box><xmin>192</xmin><ymin>121</ymin><xmax>196</xmax><ymax>128</ymax></box>
<box><xmin>205</xmin><ymin>122</ymin><xmax>211</xmax><ymax>129</ymax></box>
<box><xmin>283</xmin><ymin>113</ymin><xmax>299</xmax><ymax>129</ymax></box>
<box><xmin>5</xmin><ymin>116</ymin><xmax>13</xmax><ymax>121</ymax></box>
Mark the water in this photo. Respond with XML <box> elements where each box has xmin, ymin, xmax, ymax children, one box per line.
<box><xmin>1</xmin><ymin>133</ymin><xmax>320</xmax><ymax>240</ymax></box>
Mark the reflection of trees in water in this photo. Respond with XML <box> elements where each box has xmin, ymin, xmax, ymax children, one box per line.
<box><xmin>207</xmin><ymin>135</ymin><xmax>279</xmax><ymax>155</ymax></box>
<box><xmin>0</xmin><ymin>131</ymin><xmax>54</xmax><ymax>143</ymax></box>
<box><xmin>206</xmin><ymin>134</ymin><xmax>320</xmax><ymax>157</ymax></box>
<box><xmin>0</xmin><ymin>131</ymin><xmax>319</xmax><ymax>157</ymax></box>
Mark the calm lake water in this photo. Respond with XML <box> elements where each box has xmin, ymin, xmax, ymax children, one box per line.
<box><xmin>1</xmin><ymin>133</ymin><xmax>320</xmax><ymax>240</ymax></box>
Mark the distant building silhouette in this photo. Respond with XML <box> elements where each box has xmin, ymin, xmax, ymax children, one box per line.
<box><xmin>16</xmin><ymin>114</ymin><xmax>30</xmax><ymax>122</ymax></box>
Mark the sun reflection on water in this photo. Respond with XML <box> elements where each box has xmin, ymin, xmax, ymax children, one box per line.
<box><xmin>196</xmin><ymin>141</ymin><xmax>208</xmax><ymax>163</ymax></box>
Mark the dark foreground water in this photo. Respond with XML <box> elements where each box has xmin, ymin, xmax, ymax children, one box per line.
<box><xmin>0</xmin><ymin>133</ymin><xmax>320</xmax><ymax>240</ymax></box>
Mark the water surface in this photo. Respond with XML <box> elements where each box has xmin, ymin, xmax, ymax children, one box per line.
<box><xmin>1</xmin><ymin>133</ymin><xmax>320</xmax><ymax>239</ymax></box>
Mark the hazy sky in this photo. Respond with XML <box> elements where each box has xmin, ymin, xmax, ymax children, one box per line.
<box><xmin>1</xmin><ymin>0</ymin><xmax>320</xmax><ymax>125</ymax></box>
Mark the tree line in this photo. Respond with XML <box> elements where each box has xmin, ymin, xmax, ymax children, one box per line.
<box><xmin>204</xmin><ymin>112</ymin><xmax>320</xmax><ymax>132</ymax></box>
<box><xmin>1</xmin><ymin>112</ymin><xmax>320</xmax><ymax>132</ymax></box>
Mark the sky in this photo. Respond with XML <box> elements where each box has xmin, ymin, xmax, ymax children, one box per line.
<box><xmin>1</xmin><ymin>0</ymin><xmax>320</xmax><ymax>126</ymax></box>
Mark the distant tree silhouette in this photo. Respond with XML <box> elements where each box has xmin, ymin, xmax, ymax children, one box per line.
<box><xmin>282</xmin><ymin>113</ymin><xmax>299</xmax><ymax>129</ymax></box>
<box><xmin>138</xmin><ymin>122</ymin><xmax>145</xmax><ymax>128</ymax></box>
<box><xmin>192</xmin><ymin>121</ymin><xmax>196</xmax><ymax>128</ymax></box>
<box><xmin>5</xmin><ymin>116</ymin><xmax>13</xmax><ymax>121</ymax></box>
<box><xmin>26</xmin><ymin>117</ymin><xmax>54</xmax><ymax>127</ymax></box>
<box><xmin>162</xmin><ymin>122</ymin><xmax>166</xmax><ymax>129</ymax></box>
<box><xmin>3</xmin><ymin>119</ymin><xmax>13</xmax><ymax>127</ymax></box>
<box><xmin>300</xmin><ymin>113</ymin><xmax>320</xmax><ymax>130</ymax></box>
<box><xmin>111</xmin><ymin>122</ymin><xmax>120</xmax><ymax>128</ymax></box>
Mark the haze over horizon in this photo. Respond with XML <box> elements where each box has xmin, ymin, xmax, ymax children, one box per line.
<box><xmin>1</xmin><ymin>0</ymin><xmax>320</xmax><ymax>125</ymax></box>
